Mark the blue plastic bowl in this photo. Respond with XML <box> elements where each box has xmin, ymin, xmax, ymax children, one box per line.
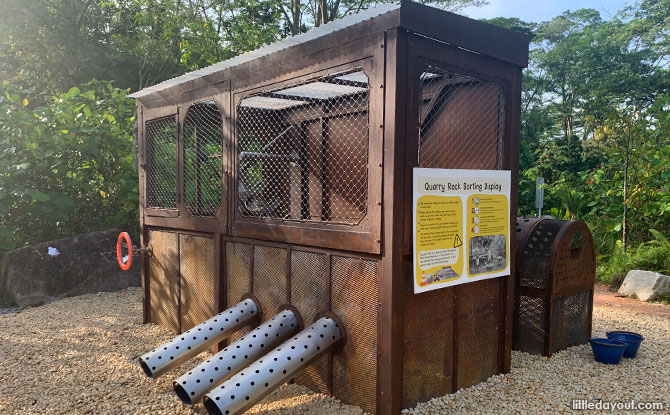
<box><xmin>606</xmin><ymin>331</ymin><xmax>644</xmax><ymax>358</ymax></box>
<box><xmin>590</xmin><ymin>338</ymin><xmax>627</xmax><ymax>364</ymax></box>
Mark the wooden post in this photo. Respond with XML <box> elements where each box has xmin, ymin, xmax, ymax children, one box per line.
<box><xmin>378</xmin><ymin>27</ymin><xmax>408</xmax><ymax>415</ymax></box>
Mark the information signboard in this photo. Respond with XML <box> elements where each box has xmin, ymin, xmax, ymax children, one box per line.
<box><xmin>413</xmin><ymin>168</ymin><xmax>511</xmax><ymax>293</ymax></box>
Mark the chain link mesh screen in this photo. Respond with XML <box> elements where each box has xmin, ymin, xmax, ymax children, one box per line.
<box><xmin>183</xmin><ymin>102</ymin><xmax>223</xmax><ymax>217</ymax></box>
<box><xmin>146</xmin><ymin>116</ymin><xmax>178</xmax><ymax>209</ymax></box>
<box><xmin>237</xmin><ymin>68</ymin><xmax>369</xmax><ymax>224</ymax></box>
<box><xmin>418</xmin><ymin>67</ymin><xmax>504</xmax><ymax>170</ymax></box>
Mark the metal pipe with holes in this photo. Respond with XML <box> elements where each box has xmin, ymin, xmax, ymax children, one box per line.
<box><xmin>139</xmin><ymin>298</ymin><xmax>259</xmax><ymax>379</ymax></box>
<box><xmin>173</xmin><ymin>308</ymin><xmax>301</xmax><ymax>406</ymax></box>
<box><xmin>202</xmin><ymin>316</ymin><xmax>343</xmax><ymax>415</ymax></box>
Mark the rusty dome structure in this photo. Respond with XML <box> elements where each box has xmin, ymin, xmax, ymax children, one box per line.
<box><xmin>128</xmin><ymin>2</ymin><xmax>529</xmax><ymax>414</ymax></box>
<box><xmin>513</xmin><ymin>218</ymin><xmax>596</xmax><ymax>357</ymax></box>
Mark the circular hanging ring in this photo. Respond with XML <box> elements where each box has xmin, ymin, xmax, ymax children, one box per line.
<box><xmin>117</xmin><ymin>232</ymin><xmax>133</xmax><ymax>271</ymax></box>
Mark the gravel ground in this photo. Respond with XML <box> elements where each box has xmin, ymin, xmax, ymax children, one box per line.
<box><xmin>0</xmin><ymin>287</ymin><xmax>668</xmax><ymax>415</ymax></box>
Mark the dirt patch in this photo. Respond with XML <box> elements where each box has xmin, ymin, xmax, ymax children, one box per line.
<box><xmin>594</xmin><ymin>283</ymin><xmax>670</xmax><ymax>318</ymax></box>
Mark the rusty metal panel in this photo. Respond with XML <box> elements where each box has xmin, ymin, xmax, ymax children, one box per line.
<box><xmin>291</xmin><ymin>250</ymin><xmax>329</xmax><ymax>394</ymax></box>
<box><xmin>519</xmin><ymin>219</ymin><xmax>563</xmax><ymax>290</ymax></box>
<box><xmin>252</xmin><ymin>245</ymin><xmax>288</xmax><ymax>319</ymax></box>
<box><xmin>514</xmin><ymin>218</ymin><xmax>595</xmax><ymax>356</ymax></box>
<box><xmin>331</xmin><ymin>256</ymin><xmax>378</xmax><ymax>414</ymax></box>
<box><xmin>148</xmin><ymin>230</ymin><xmax>180</xmax><ymax>333</ymax></box>
<box><xmin>179</xmin><ymin>234</ymin><xmax>215</xmax><ymax>331</ymax></box>
<box><xmin>402</xmin><ymin>285</ymin><xmax>453</xmax><ymax>409</ymax></box>
<box><xmin>551</xmin><ymin>290</ymin><xmax>592</xmax><ymax>353</ymax></box>
<box><xmin>454</xmin><ymin>278</ymin><xmax>500</xmax><ymax>390</ymax></box>
<box><xmin>552</xmin><ymin>221</ymin><xmax>596</xmax><ymax>292</ymax></box>
<box><xmin>226</xmin><ymin>242</ymin><xmax>252</xmax><ymax>342</ymax></box>
<box><xmin>516</xmin><ymin>295</ymin><xmax>546</xmax><ymax>355</ymax></box>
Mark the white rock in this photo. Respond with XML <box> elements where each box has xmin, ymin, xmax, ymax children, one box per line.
<box><xmin>618</xmin><ymin>270</ymin><xmax>670</xmax><ymax>301</ymax></box>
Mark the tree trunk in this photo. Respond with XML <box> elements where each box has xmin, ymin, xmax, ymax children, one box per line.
<box><xmin>292</xmin><ymin>0</ymin><xmax>301</xmax><ymax>35</ymax></box>
<box><xmin>622</xmin><ymin>122</ymin><xmax>631</xmax><ymax>253</ymax></box>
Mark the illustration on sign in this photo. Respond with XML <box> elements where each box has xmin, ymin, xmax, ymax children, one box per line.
<box><xmin>413</xmin><ymin>168</ymin><xmax>511</xmax><ymax>293</ymax></box>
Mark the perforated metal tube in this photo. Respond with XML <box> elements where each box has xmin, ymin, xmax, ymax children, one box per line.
<box><xmin>173</xmin><ymin>308</ymin><xmax>300</xmax><ymax>405</ymax></box>
<box><xmin>203</xmin><ymin>316</ymin><xmax>342</xmax><ymax>415</ymax></box>
<box><xmin>139</xmin><ymin>298</ymin><xmax>259</xmax><ymax>379</ymax></box>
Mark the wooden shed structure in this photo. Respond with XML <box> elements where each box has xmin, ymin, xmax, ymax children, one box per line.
<box><xmin>129</xmin><ymin>2</ymin><xmax>529</xmax><ymax>413</ymax></box>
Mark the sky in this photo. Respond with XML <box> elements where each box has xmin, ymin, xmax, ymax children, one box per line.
<box><xmin>461</xmin><ymin>0</ymin><xmax>632</xmax><ymax>22</ymax></box>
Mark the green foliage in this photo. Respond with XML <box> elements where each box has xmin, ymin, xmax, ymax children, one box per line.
<box><xmin>651</xmin><ymin>294</ymin><xmax>670</xmax><ymax>305</ymax></box>
<box><xmin>0</xmin><ymin>79</ymin><xmax>138</xmax><ymax>251</ymax></box>
<box><xmin>0</xmin><ymin>292</ymin><xmax>16</xmax><ymax>308</ymax></box>
<box><xmin>597</xmin><ymin>230</ymin><xmax>670</xmax><ymax>288</ymax></box>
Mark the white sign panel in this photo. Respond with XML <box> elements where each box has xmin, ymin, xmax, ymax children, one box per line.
<box><xmin>413</xmin><ymin>168</ymin><xmax>511</xmax><ymax>293</ymax></box>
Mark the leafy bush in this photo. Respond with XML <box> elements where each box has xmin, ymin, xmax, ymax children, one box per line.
<box><xmin>0</xmin><ymin>79</ymin><xmax>138</xmax><ymax>252</ymax></box>
<box><xmin>597</xmin><ymin>230</ymin><xmax>670</xmax><ymax>288</ymax></box>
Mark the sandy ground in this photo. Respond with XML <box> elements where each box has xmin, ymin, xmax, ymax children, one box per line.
<box><xmin>0</xmin><ymin>286</ymin><xmax>668</xmax><ymax>415</ymax></box>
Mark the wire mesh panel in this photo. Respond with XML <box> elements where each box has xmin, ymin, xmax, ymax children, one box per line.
<box><xmin>331</xmin><ymin>256</ymin><xmax>379</xmax><ymax>413</ymax></box>
<box><xmin>148</xmin><ymin>230</ymin><xmax>180</xmax><ymax>332</ymax></box>
<box><xmin>402</xmin><ymin>282</ymin><xmax>453</xmax><ymax>408</ymax></box>
<box><xmin>236</xmin><ymin>68</ymin><xmax>370</xmax><ymax>224</ymax></box>
<box><xmin>551</xmin><ymin>290</ymin><xmax>592</xmax><ymax>354</ymax></box>
<box><xmin>418</xmin><ymin>66</ymin><xmax>504</xmax><ymax>170</ymax></box>
<box><xmin>252</xmin><ymin>245</ymin><xmax>288</xmax><ymax>320</ymax></box>
<box><xmin>226</xmin><ymin>242</ymin><xmax>252</xmax><ymax>342</ymax></box>
<box><xmin>146</xmin><ymin>116</ymin><xmax>178</xmax><ymax>209</ymax></box>
<box><xmin>183</xmin><ymin>102</ymin><xmax>223</xmax><ymax>217</ymax></box>
<box><xmin>516</xmin><ymin>295</ymin><xmax>546</xmax><ymax>355</ymax></box>
<box><xmin>179</xmin><ymin>234</ymin><xmax>215</xmax><ymax>331</ymax></box>
<box><xmin>290</xmin><ymin>250</ymin><xmax>329</xmax><ymax>394</ymax></box>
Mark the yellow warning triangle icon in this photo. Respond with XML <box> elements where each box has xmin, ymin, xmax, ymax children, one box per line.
<box><xmin>453</xmin><ymin>234</ymin><xmax>463</xmax><ymax>248</ymax></box>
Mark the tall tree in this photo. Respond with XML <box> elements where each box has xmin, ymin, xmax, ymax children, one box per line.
<box><xmin>279</xmin><ymin>0</ymin><xmax>489</xmax><ymax>36</ymax></box>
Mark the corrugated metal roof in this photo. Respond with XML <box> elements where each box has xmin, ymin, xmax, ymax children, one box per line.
<box><xmin>273</xmin><ymin>82</ymin><xmax>366</xmax><ymax>100</ymax></box>
<box><xmin>334</xmin><ymin>71</ymin><xmax>369</xmax><ymax>84</ymax></box>
<box><xmin>129</xmin><ymin>3</ymin><xmax>398</xmax><ymax>99</ymax></box>
<box><xmin>239</xmin><ymin>96</ymin><xmax>309</xmax><ymax>110</ymax></box>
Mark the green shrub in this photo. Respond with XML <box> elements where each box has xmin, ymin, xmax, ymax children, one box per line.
<box><xmin>597</xmin><ymin>229</ymin><xmax>670</xmax><ymax>288</ymax></box>
<box><xmin>0</xmin><ymin>79</ymin><xmax>138</xmax><ymax>252</ymax></box>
